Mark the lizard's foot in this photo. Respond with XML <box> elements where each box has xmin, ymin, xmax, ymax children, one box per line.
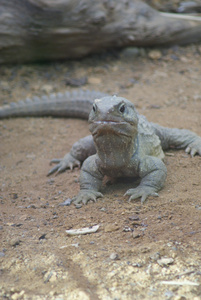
<box><xmin>47</xmin><ymin>153</ymin><xmax>80</xmax><ymax>176</ymax></box>
<box><xmin>125</xmin><ymin>186</ymin><xmax>159</xmax><ymax>204</ymax></box>
<box><xmin>185</xmin><ymin>138</ymin><xmax>201</xmax><ymax>156</ymax></box>
<box><xmin>73</xmin><ymin>190</ymin><xmax>103</xmax><ymax>205</ymax></box>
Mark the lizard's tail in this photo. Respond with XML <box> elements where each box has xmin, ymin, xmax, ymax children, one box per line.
<box><xmin>0</xmin><ymin>90</ymin><xmax>107</xmax><ymax>119</ymax></box>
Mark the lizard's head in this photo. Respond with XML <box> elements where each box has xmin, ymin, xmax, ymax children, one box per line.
<box><xmin>88</xmin><ymin>95</ymin><xmax>138</xmax><ymax>140</ymax></box>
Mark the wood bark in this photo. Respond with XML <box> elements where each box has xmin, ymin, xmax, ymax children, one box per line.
<box><xmin>0</xmin><ymin>0</ymin><xmax>201</xmax><ymax>64</ymax></box>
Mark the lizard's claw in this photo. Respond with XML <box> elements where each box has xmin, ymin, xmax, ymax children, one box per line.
<box><xmin>47</xmin><ymin>153</ymin><xmax>80</xmax><ymax>176</ymax></box>
<box><xmin>185</xmin><ymin>138</ymin><xmax>201</xmax><ymax>157</ymax></box>
<box><xmin>73</xmin><ymin>190</ymin><xmax>103</xmax><ymax>205</ymax></box>
<box><xmin>125</xmin><ymin>186</ymin><xmax>159</xmax><ymax>204</ymax></box>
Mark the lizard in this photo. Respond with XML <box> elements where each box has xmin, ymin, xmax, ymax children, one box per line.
<box><xmin>1</xmin><ymin>90</ymin><xmax>201</xmax><ymax>205</ymax></box>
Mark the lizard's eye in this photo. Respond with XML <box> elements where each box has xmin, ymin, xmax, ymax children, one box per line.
<box><xmin>119</xmin><ymin>103</ymin><xmax>125</xmax><ymax>113</ymax></box>
<box><xmin>92</xmin><ymin>103</ymin><xmax>97</xmax><ymax>112</ymax></box>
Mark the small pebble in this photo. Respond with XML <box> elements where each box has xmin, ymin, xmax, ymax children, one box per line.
<box><xmin>150</xmin><ymin>252</ymin><xmax>160</xmax><ymax>261</ymax></box>
<box><xmin>47</xmin><ymin>178</ymin><xmax>55</xmax><ymax>185</ymax></box>
<box><xmin>39</xmin><ymin>234</ymin><xmax>47</xmax><ymax>240</ymax></box>
<box><xmin>71</xmin><ymin>243</ymin><xmax>79</xmax><ymax>248</ymax></box>
<box><xmin>164</xmin><ymin>290</ymin><xmax>175</xmax><ymax>299</ymax></box>
<box><xmin>104</xmin><ymin>224</ymin><xmax>120</xmax><ymax>232</ymax></box>
<box><xmin>41</xmin><ymin>84</ymin><xmax>54</xmax><ymax>93</ymax></box>
<box><xmin>9</xmin><ymin>238</ymin><xmax>21</xmax><ymax>247</ymax></box>
<box><xmin>75</xmin><ymin>204</ymin><xmax>82</xmax><ymax>209</ymax></box>
<box><xmin>58</xmin><ymin>198</ymin><xmax>72</xmax><ymax>206</ymax></box>
<box><xmin>121</xmin><ymin>47</ymin><xmax>141</xmax><ymax>59</ymax></box>
<box><xmin>0</xmin><ymin>81</ymin><xmax>10</xmax><ymax>91</ymax></box>
<box><xmin>65</xmin><ymin>76</ymin><xmax>87</xmax><ymax>87</ymax></box>
<box><xmin>27</xmin><ymin>204</ymin><xmax>36</xmax><ymax>209</ymax></box>
<box><xmin>133</xmin><ymin>262</ymin><xmax>143</xmax><ymax>268</ymax></box>
<box><xmin>123</xmin><ymin>226</ymin><xmax>132</xmax><ymax>232</ymax></box>
<box><xmin>88</xmin><ymin>77</ymin><xmax>101</xmax><ymax>84</ymax></box>
<box><xmin>132</xmin><ymin>231</ymin><xmax>141</xmax><ymax>239</ymax></box>
<box><xmin>157</xmin><ymin>257</ymin><xmax>174</xmax><ymax>266</ymax></box>
<box><xmin>100</xmin><ymin>207</ymin><xmax>107</xmax><ymax>212</ymax></box>
<box><xmin>148</xmin><ymin>50</ymin><xmax>162</xmax><ymax>60</ymax></box>
<box><xmin>165</xmin><ymin>152</ymin><xmax>175</xmax><ymax>157</ymax></box>
<box><xmin>110</xmin><ymin>253</ymin><xmax>119</xmax><ymax>260</ymax></box>
<box><xmin>11</xmin><ymin>291</ymin><xmax>25</xmax><ymax>300</ymax></box>
<box><xmin>12</xmin><ymin>193</ymin><xmax>18</xmax><ymax>199</ymax></box>
<box><xmin>0</xmin><ymin>252</ymin><xmax>5</xmax><ymax>257</ymax></box>
<box><xmin>129</xmin><ymin>215</ymin><xmax>140</xmax><ymax>221</ymax></box>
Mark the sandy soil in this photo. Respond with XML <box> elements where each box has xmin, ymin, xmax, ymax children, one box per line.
<box><xmin>0</xmin><ymin>44</ymin><xmax>201</xmax><ymax>300</ymax></box>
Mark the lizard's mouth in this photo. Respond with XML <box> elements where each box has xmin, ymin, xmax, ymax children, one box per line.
<box><xmin>93</xmin><ymin>121</ymin><xmax>127</xmax><ymax>125</ymax></box>
<box><xmin>89</xmin><ymin>120</ymin><xmax>137</xmax><ymax>139</ymax></box>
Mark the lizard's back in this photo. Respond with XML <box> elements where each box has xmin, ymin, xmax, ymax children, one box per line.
<box><xmin>138</xmin><ymin>114</ymin><xmax>165</xmax><ymax>160</ymax></box>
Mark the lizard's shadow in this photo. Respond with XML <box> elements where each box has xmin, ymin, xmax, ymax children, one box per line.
<box><xmin>102</xmin><ymin>176</ymin><xmax>140</xmax><ymax>195</ymax></box>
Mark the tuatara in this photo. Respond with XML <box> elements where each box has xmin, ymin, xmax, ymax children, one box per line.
<box><xmin>1</xmin><ymin>90</ymin><xmax>201</xmax><ymax>204</ymax></box>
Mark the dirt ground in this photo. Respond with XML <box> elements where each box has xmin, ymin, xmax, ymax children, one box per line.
<box><xmin>0</xmin><ymin>44</ymin><xmax>201</xmax><ymax>300</ymax></box>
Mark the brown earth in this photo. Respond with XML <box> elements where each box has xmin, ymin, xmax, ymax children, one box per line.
<box><xmin>0</xmin><ymin>45</ymin><xmax>201</xmax><ymax>300</ymax></box>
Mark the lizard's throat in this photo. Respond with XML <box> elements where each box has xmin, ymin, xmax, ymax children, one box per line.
<box><xmin>89</xmin><ymin>120</ymin><xmax>138</xmax><ymax>168</ymax></box>
<box><xmin>93</xmin><ymin>132</ymin><xmax>137</xmax><ymax>168</ymax></box>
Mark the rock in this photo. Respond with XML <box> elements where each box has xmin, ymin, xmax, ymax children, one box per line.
<box><xmin>68</xmin><ymin>290</ymin><xmax>90</xmax><ymax>300</ymax></box>
<box><xmin>157</xmin><ymin>257</ymin><xmax>174</xmax><ymax>266</ymax></box>
<box><xmin>26</xmin><ymin>154</ymin><xmax>36</xmax><ymax>159</ymax></box>
<box><xmin>27</xmin><ymin>204</ymin><xmax>36</xmax><ymax>209</ymax></box>
<box><xmin>121</xmin><ymin>47</ymin><xmax>141</xmax><ymax>59</ymax></box>
<box><xmin>123</xmin><ymin>226</ymin><xmax>132</xmax><ymax>232</ymax></box>
<box><xmin>164</xmin><ymin>290</ymin><xmax>175</xmax><ymax>299</ymax></box>
<box><xmin>9</xmin><ymin>238</ymin><xmax>21</xmax><ymax>247</ymax></box>
<box><xmin>150</xmin><ymin>252</ymin><xmax>160</xmax><ymax>261</ymax></box>
<box><xmin>75</xmin><ymin>204</ymin><xmax>82</xmax><ymax>209</ymax></box>
<box><xmin>174</xmin><ymin>296</ymin><xmax>187</xmax><ymax>300</ymax></box>
<box><xmin>58</xmin><ymin>198</ymin><xmax>72</xmax><ymax>206</ymax></box>
<box><xmin>100</xmin><ymin>207</ymin><xmax>107</xmax><ymax>212</ymax></box>
<box><xmin>132</xmin><ymin>230</ymin><xmax>141</xmax><ymax>239</ymax></box>
<box><xmin>129</xmin><ymin>215</ymin><xmax>140</xmax><ymax>221</ymax></box>
<box><xmin>104</xmin><ymin>224</ymin><xmax>120</xmax><ymax>232</ymax></box>
<box><xmin>110</xmin><ymin>253</ymin><xmax>119</xmax><ymax>260</ymax></box>
<box><xmin>11</xmin><ymin>291</ymin><xmax>25</xmax><ymax>300</ymax></box>
<box><xmin>148</xmin><ymin>50</ymin><xmax>162</xmax><ymax>60</ymax></box>
<box><xmin>132</xmin><ymin>262</ymin><xmax>143</xmax><ymax>267</ymax></box>
<box><xmin>165</xmin><ymin>152</ymin><xmax>175</xmax><ymax>157</ymax></box>
<box><xmin>39</xmin><ymin>233</ymin><xmax>47</xmax><ymax>240</ymax></box>
<box><xmin>0</xmin><ymin>81</ymin><xmax>10</xmax><ymax>91</ymax></box>
<box><xmin>65</xmin><ymin>76</ymin><xmax>87</xmax><ymax>87</ymax></box>
<box><xmin>88</xmin><ymin>77</ymin><xmax>102</xmax><ymax>84</ymax></box>
<box><xmin>180</xmin><ymin>56</ymin><xmax>189</xmax><ymax>63</ymax></box>
<box><xmin>41</xmin><ymin>84</ymin><xmax>54</xmax><ymax>93</ymax></box>
<box><xmin>44</xmin><ymin>270</ymin><xmax>58</xmax><ymax>283</ymax></box>
<box><xmin>193</xmin><ymin>94</ymin><xmax>201</xmax><ymax>101</ymax></box>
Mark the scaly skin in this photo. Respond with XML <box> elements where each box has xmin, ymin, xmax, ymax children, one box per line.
<box><xmin>1</xmin><ymin>91</ymin><xmax>201</xmax><ymax>204</ymax></box>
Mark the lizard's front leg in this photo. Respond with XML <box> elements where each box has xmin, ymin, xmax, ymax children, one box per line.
<box><xmin>125</xmin><ymin>156</ymin><xmax>167</xmax><ymax>204</ymax></box>
<box><xmin>48</xmin><ymin>135</ymin><xmax>96</xmax><ymax>175</ymax></box>
<box><xmin>73</xmin><ymin>154</ymin><xmax>104</xmax><ymax>205</ymax></box>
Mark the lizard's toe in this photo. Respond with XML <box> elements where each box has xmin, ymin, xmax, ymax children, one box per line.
<box><xmin>125</xmin><ymin>187</ymin><xmax>159</xmax><ymax>204</ymax></box>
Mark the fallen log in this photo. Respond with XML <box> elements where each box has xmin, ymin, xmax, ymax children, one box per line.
<box><xmin>0</xmin><ymin>0</ymin><xmax>201</xmax><ymax>64</ymax></box>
